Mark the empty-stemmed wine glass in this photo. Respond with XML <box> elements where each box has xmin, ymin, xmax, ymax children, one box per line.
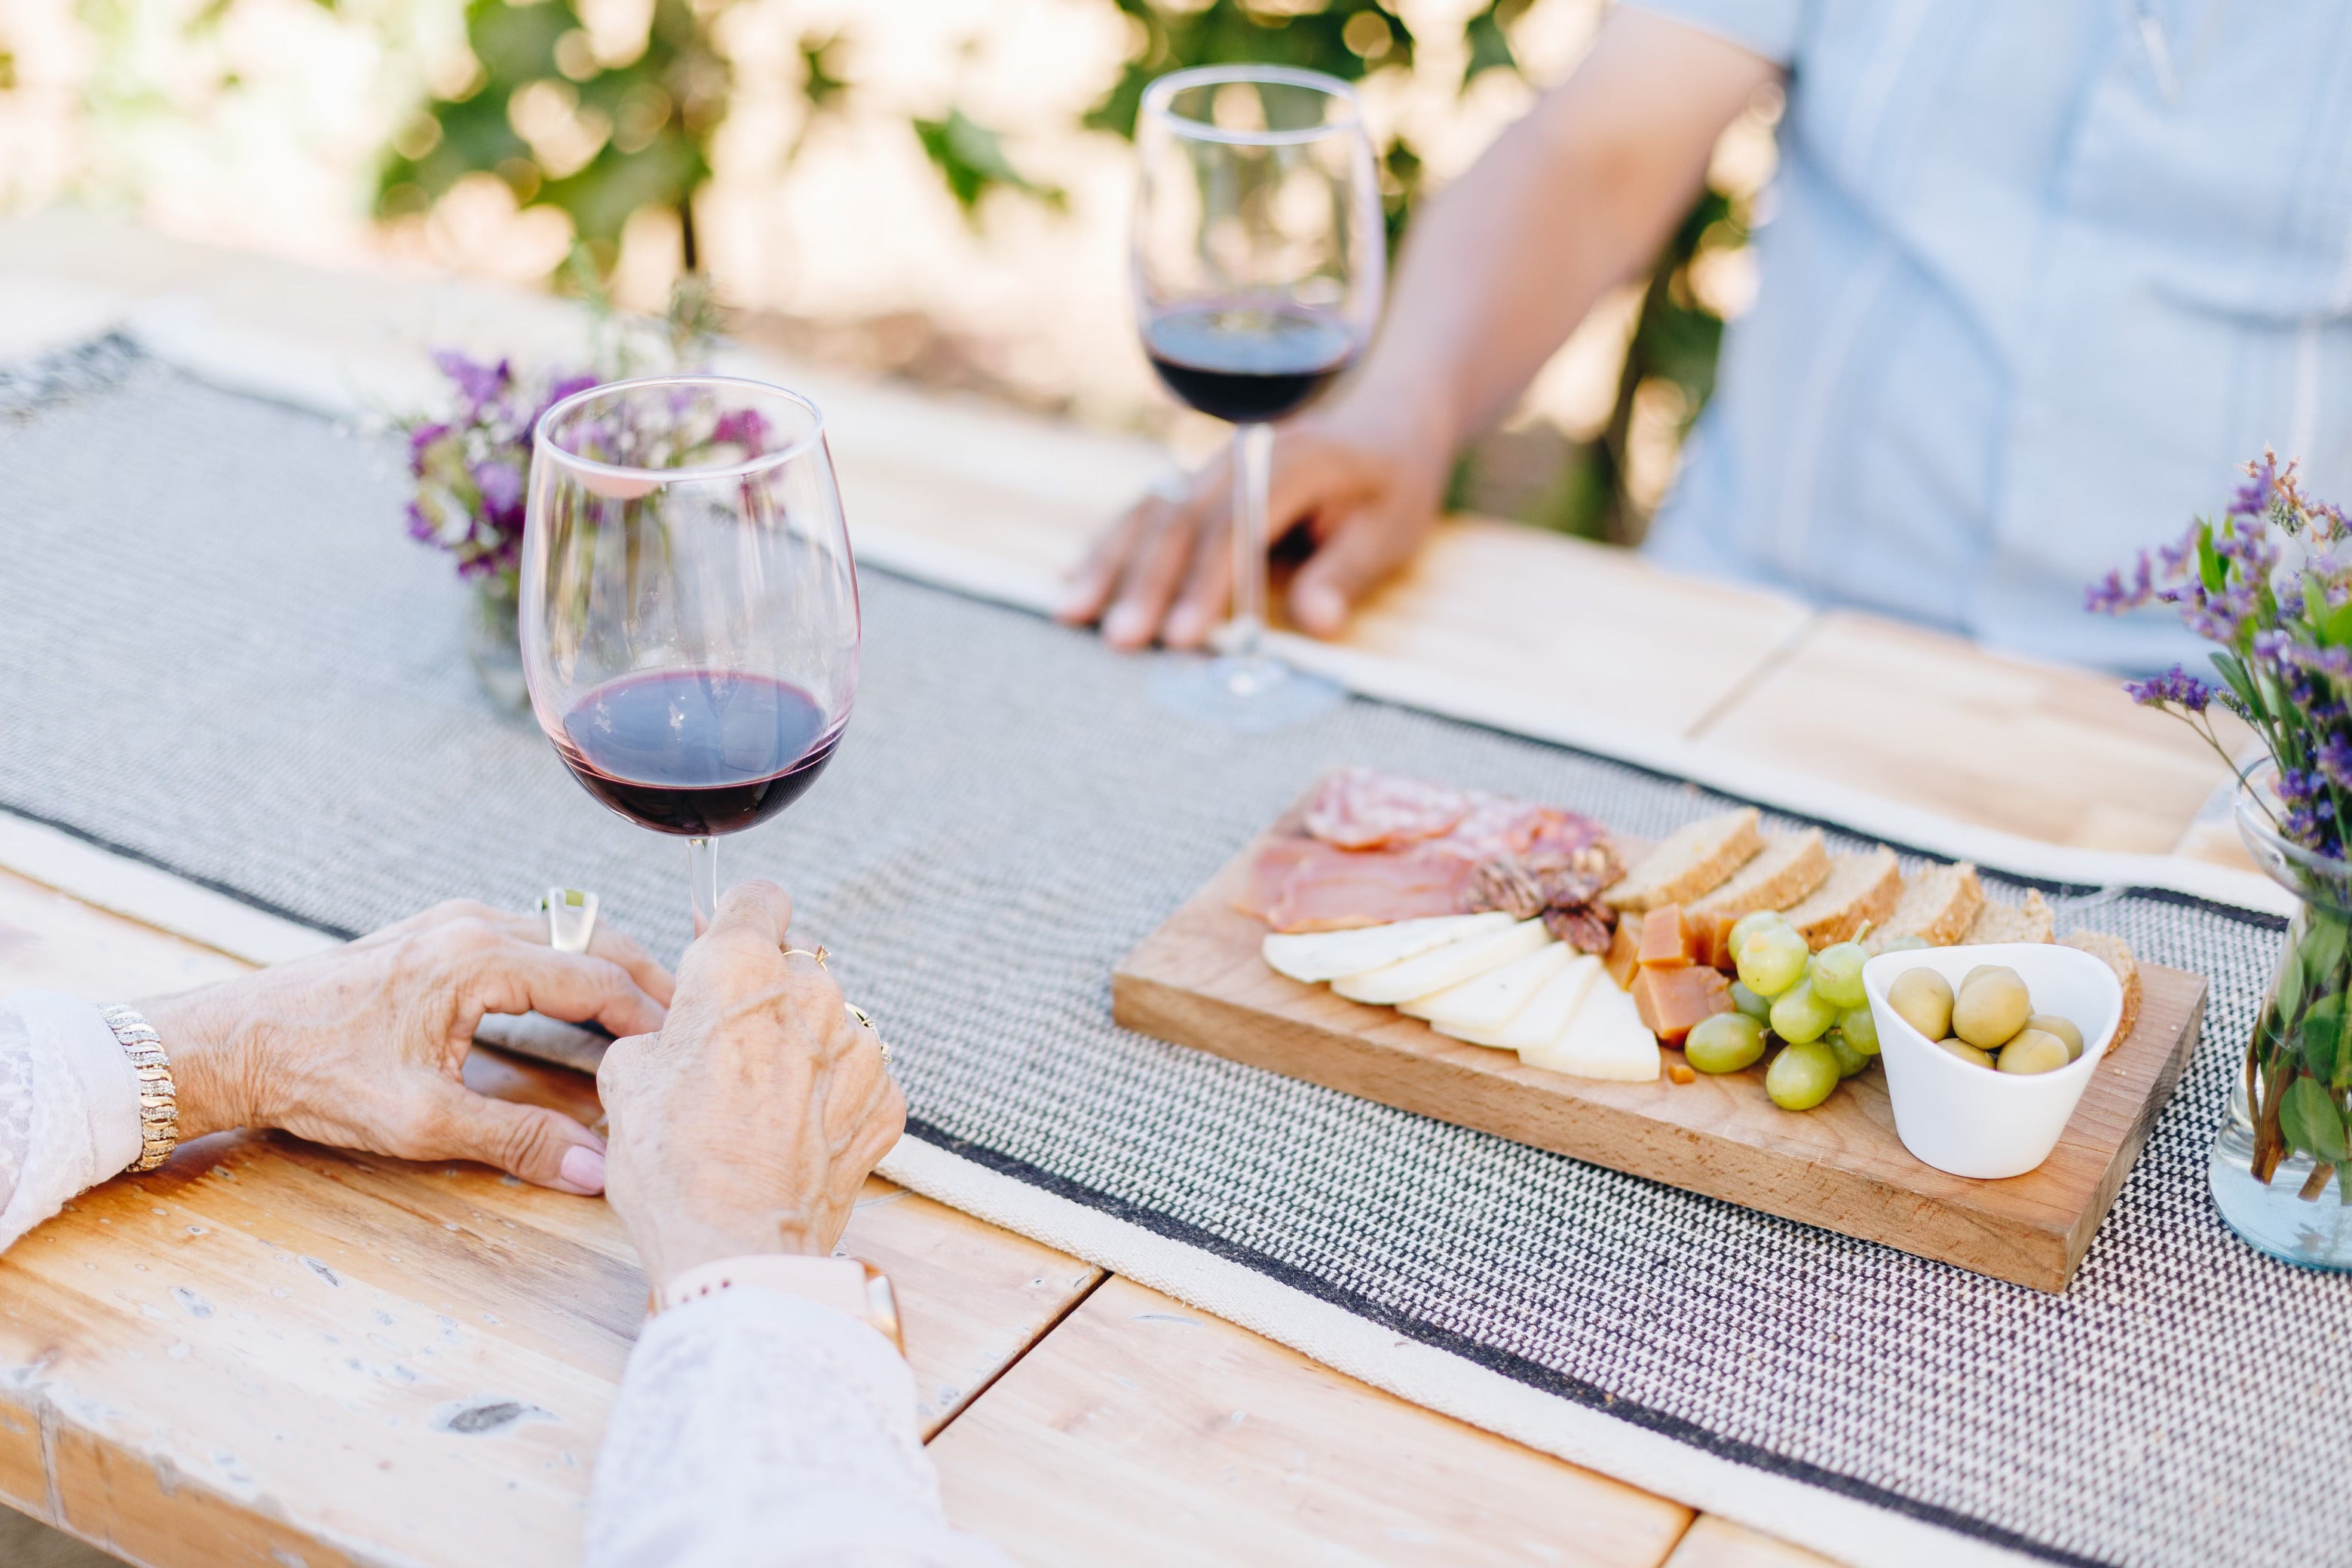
<box><xmin>522</xmin><ymin>375</ymin><xmax>860</xmax><ymax>935</ymax></box>
<box><xmin>1132</xmin><ymin>63</ymin><xmax>1385</xmax><ymax>731</ymax></box>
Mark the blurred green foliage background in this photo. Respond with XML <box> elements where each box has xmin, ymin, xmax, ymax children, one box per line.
<box><xmin>373</xmin><ymin>0</ymin><xmax>1746</xmax><ymax>546</ymax></box>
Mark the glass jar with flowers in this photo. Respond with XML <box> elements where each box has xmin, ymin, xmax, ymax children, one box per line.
<box><xmin>398</xmin><ymin>271</ymin><xmax>720</xmax><ymax>712</ymax></box>
<box><xmin>2093</xmin><ymin>452</ymin><xmax>2352</xmax><ymax>1267</ymax></box>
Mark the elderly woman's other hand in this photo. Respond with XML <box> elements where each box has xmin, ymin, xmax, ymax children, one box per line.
<box><xmin>143</xmin><ymin>899</ymin><xmax>671</xmax><ymax>1193</ymax></box>
<box><xmin>597</xmin><ymin>880</ymin><xmax>904</xmax><ymax>1291</ymax></box>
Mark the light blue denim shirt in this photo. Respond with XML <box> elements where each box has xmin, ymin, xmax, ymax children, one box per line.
<box><xmin>1631</xmin><ymin>1</ymin><xmax>2352</xmax><ymax>672</ymax></box>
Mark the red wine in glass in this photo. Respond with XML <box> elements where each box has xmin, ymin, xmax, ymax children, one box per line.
<box><xmin>551</xmin><ymin>670</ymin><xmax>842</xmax><ymax>838</ymax></box>
<box><xmin>1144</xmin><ymin>302</ymin><xmax>1358</xmax><ymax>424</ymax></box>
<box><xmin>1132</xmin><ymin>66</ymin><xmax>1382</xmax><ymax>732</ymax></box>
<box><xmin>525</xmin><ymin>377</ymin><xmax>857</xmax><ymax>933</ymax></box>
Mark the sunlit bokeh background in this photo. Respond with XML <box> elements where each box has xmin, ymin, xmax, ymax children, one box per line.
<box><xmin>0</xmin><ymin>0</ymin><xmax>1776</xmax><ymax>541</ymax></box>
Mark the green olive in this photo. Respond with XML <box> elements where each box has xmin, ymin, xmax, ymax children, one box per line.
<box><xmin>1839</xmin><ymin>1005</ymin><xmax>1880</xmax><ymax>1056</ymax></box>
<box><xmin>1960</xmin><ymin>964</ymin><xmax>2001</xmax><ymax>993</ymax></box>
<box><xmin>1685</xmin><ymin>1012</ymin><xmax>1769</xmax><ymax>1074</ymax></box>
<box><xmin>1766</xmin><ymin>1040</ymin><xmax>1843</xmax><ymax>1110</ymax></box>
<box><xmin>2026</xmin><ymin>1012</ymin><xmax>2084</xmax><ymax>1061</ymax></box>
<box><xmin>1888</xmin><ymin>968</ymin><xmax>1955</xmax><ymax>1042</ymax></box>
<box><xmin>1996</xmin><ymin>1029</ymin><xmax>2072</xmax><ymax>1076</ymax></box>
<box><xmin>1952</xmin><ymin>966</ymin><xmax>2030</xmax><ymax>1049</ymax></box>
<box><xmin>1824</xmin><ymin>1029</ymin><xmax>1871</xmax><ymax>1079</ymax></box>
<box><xmin>1937</xmin><ymin>1037</ymin><xmax>1995</xmax><ymax>1069</ymax></box>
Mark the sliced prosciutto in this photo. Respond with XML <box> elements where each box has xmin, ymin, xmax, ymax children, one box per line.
<box><xmin>1241</xmin><ymin>768</ymin><xmax>1618</xmax><ymax>933</ymax></box>
<box><xmin>1238</xmin><ymin>838</ymin><xmax>1480</xmax><ymax>933</ymax></box>
<box><xmin>1300</xmin><ymin>767</ymin><xmax>1470</xmax><ymax>850</ymax></box>
<box><xmin>1444</xmin><ymin>794</ymin><xmax>1608</xmax><ymax>865</ymax></box>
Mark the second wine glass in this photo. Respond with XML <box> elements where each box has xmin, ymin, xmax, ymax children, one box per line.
<box><xmin>522</xmin><ymin>375</ymin><xmax>861</xmax><ymax>934</ymax></box>
<box><xmin>1132</xmin><ymin>63</ymin><xmax>1385</xmax><ymax>732</ymax></box>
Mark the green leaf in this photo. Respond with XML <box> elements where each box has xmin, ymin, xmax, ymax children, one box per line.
<box><xmin>914</xmin><ymin>109</ymin><xmax>1065</xmax><ymax>219</ymax></box>
<box><xmin>2321</xmin><ymin>599</ymin><xmax>2352</xmax><ymax>649</ymax></box>
<box><xmin>2281</xmin><ymin>1075</ymin><xmax>2350</xmax><ymax>1163</ymax></box>
<box><xmin>2304</xmin><ymin>911</ymin><xmax>2349</xmax><ymax>988</ymax></box>
<box><xmin>2301</xmin><ymin>994</ymin><xmax>2344</xmax><ymax>1079</ymax></box>
<box><xmin>1462</xmin><ymin>5</ymin><xmax>1517</xmax><ymax>81</ymax></box>
<box><xmin>2210</xmin><ymin>650</ymin><xmax>2265</xmax><ymax>724</ymax></box>
<box><xmin>2277</xmin><ymin>943</ymin><xmax>2307</xmax><ymax>1026</ymax></box>
<box><xmin>2197</xmin><ymin>523</ymin><xmax>2225</xmax><ymax>594</ymax></box>
<box><xmin>799</xmin><ymin>31</ymin><xmax>850</xmax><ymax>113</ymax></box>
<box><xmin>2335</xmin><ymin>992</ymin><xmax>2352</xmax><ymax>1090</ymax></box>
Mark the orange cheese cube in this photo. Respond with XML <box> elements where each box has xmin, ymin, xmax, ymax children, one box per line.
<box><xmin>1637</xmin><ymin>904</ymin><xmax>1695</xmax><ymax>968</ymax></box>
<box><xmin>1631</xmin><ymin>964</ymin><xmax>1733</xmax><ymax>1046</ymax></box>
<box><xmin>1604</xmin><ymin>914</ymin><xmax>1645</xmax><ymax>991</ymax></box>
<box><xmin>1689</xmin><ymin>911</ymin><xmax>1738</xmax><ymax>971</ymax></box>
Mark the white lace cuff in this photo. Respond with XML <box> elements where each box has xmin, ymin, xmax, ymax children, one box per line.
<box><xmin>586</xmin><ymin>1285</ymin><xmax>1008</xmax><ymax>1568</ymax></box>
<box><xmin>0</xmin><ymin>991</ymin><xmax>144</xmax><ymax>1251</ymax></box>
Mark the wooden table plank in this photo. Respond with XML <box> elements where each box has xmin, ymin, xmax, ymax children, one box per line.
<box><xmin>1692</xmin><ymin>612</ymin><xmax>2246</xmax><ymax>853</ymax></box>
<box><xmin>1662</xmin><ymin>1516</ymin><xmax>1842</xmax><ymax>1568</ymax></box>
<box><xmin>0</xmin><ymin>867</ymin><xmax>1101</xmax><ymax>1566</ymax></box>
<box><xmin>929</xmin><ymin>1275</ymin><xmax>1692</xmax><ymax>1568</ymax></box>
<box><xmin>1332</xmin><ymin>519</ymin><xmax>1811</xmax><ymax>737</ymax></box>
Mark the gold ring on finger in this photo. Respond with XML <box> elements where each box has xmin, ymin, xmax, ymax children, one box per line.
<box><xmin>782</xmin><ymin>945</ymin><xmax>829</xmax><ymax>969</ymax></box>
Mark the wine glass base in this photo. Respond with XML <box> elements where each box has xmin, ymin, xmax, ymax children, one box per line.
<box><xmin>1147</xmin><ymin>651</ymin><xmax>1345</xmax><ymax>734</ymax></box>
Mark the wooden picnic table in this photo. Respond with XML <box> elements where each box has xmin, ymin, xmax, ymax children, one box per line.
<box><xmin>0</xmin><ymin>213</ymin><xmax>2253</xmax><ymax>1568</ymax></box>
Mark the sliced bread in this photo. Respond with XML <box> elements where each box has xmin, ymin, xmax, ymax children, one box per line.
<box><xmin>1689</xmin><ymin>829</ymin><xmax>1831</xmax><ymax>919</ymax></box>
<box><xmin>2064</xmin><ymin>929</ymin><xmax>2142</xmax><ymax>1043</ymax></box>
<box><xmin>1963</xmin><ymin>889</ymin><xmax>2054</xmax><ymax>945</ymax></box>
<box><xmin>1864</xmin><ymin>862</ymin><xmax>1985</xmax><ymax>952</ymax></box>
<box><xmin>1602</xmin><ymin>807</ymin><xmax>1764</xmax><ymax>914</ymax></box>
<box><xmin>1777</xmin><ymin>847</ymin><xmax>1901</xmax><ymax>950</ymax></box>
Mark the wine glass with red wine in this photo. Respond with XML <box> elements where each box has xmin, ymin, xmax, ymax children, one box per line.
<box><xmin>1133</xmin><ymin>63</ymin><xmax>1384</xmax><ymax>731</ymax></box>
<box><xmin>522</xmin><ymin>375</ymin><xmax>859</xmax><ymax>934</ymax></box>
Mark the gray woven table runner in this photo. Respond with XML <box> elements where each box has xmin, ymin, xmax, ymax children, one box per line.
<box><xmin>2</xmin><ymin>357</ymin><xmax>2337</xmax><ymax>1568</ymax></box>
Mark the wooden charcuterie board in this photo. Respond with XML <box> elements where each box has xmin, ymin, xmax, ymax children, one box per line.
<box><xmin>1112</xmin><ymin>819</ymin><xmax>2207</xmax><ymax>1293</ymax></box>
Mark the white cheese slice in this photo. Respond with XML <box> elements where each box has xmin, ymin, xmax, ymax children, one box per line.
<box><xmin>1332</xmin><ymin>920</ymin><xmax>1550</xmax><ymax>1006</ymax></box>
<box><xmin>1518</xmin><ymin>974</ymin><xmax>1660</xmax><ymax>1082</ymax></box>
<box><xmin>1404</xmin><ymin>941</ymin><xmax>1570</xmax><ymax>1030</ymax></box>
<box><xmin>1261</xmin><ymin>912</ymin><xmax>1514</xmax><ymax>985</ymax></box>
<box><xmin>1437</xmin><ymin>953</ymin><xmax>1601</xmax><ymax>1049</ymax></box>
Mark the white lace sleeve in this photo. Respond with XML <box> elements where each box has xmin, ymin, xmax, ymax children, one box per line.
<box><xmin>586</xmin><ymin>1287</ymin><xmax>1009</xmax><ymax>1568</ymax></box>
<box><xmin>0</xmin><ymin>991</ymin><xmax>143</xmax><ymax>1252</ymax></box>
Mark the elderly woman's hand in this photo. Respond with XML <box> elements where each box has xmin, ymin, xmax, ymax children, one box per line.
<box><xmin>597</xmin><ymin>881</ymin><xmax>904</xmax><ymax>1291</ymax></box>
<box><xmin>142</xmin><ymin>899</ymin><xmax>671</xmax><ymax>1194</ymax></box>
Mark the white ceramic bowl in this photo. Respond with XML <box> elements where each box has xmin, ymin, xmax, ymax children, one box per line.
<box><xmin>1861</xmin><ymin>942</ymin><xmax>2125</xmax><ymax>1179</ymax></box>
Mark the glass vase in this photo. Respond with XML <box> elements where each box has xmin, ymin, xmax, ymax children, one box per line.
<box><xmin>463</xmin><ymin>578</ymin><xmax>530</xmax><ymax>717</ymax></box>
<box><xmin>2210</xmin><ymin>769</ymin><xmax>2352</xmax><ymax>1268</ymax></box>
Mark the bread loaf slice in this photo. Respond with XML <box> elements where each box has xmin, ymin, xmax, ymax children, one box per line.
<box><xmin>1864</xmin><ymin>863</ymin><xmax>1985</xmax><ymax>952</ymax></box>
<box><xmin>1689</xmin><ymin>829</ymin><xmax>1830</xmax><ymax>920</ymax></box>
<box><xmin>1962</xmin><ymin>890</ymin><xmax>2054</xmax><ymax>945</ymax></box>
<box><xmin>1777</xmin><ymin>847</ymin><xmax>1901</xmax><ymax>950</ymax></box>
<box><xmin>2063</xmin><ymin>930</ymin><xmax>2142</xmax><ymax>1043</ymax></box>
<box><xmin>1602</xmin><ymin>808</ymin><xmax>1764</xmax><ymax>914</ymax></box>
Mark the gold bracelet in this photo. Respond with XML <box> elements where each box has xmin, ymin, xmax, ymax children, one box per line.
<box><xmin>100</xmin><ymin>1005</ymin><xmax>178</xmax><ymax>1174</ymax></box>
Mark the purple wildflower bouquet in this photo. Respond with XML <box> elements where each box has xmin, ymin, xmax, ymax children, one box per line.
<box><xmin>2093</xmin><ymin>451</ymin><xmax>2352</xmax><ymax>1196</ymax></box>
<box><xmin>400</xmin><ymin>273</ymin><xmax>722</xmax><ymax>606</ymax></box>
<box><xmin>402</xmin><ymin>354</ymin><xmax>601</xmax><ymax>602</ymax></box>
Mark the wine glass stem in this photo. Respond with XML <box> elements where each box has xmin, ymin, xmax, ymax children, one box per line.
<box><xmin>687</xmin><ymin>836</ymin><xmax>718</xmax><ymax>936</ymax></box>
<box><xmin>1229</xmin><ymin>421</ymin><xmax>1273</xmax><ymax>663</ymax></box>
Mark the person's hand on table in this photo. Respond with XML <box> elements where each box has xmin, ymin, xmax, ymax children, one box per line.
<box><xmin>596</xmin><ymin>880</ymin><xmax>905</xmax><ymax>1292</ymax></box>
<box><xmin>142</xmin><ymin>899</ymin><xmax>672</xmax><ymax>1195</ymax></box>
<box><xmin>1058</xmin><ymin>396</ymin><xmax>1451</xmax><ymax>651</ymax></box>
